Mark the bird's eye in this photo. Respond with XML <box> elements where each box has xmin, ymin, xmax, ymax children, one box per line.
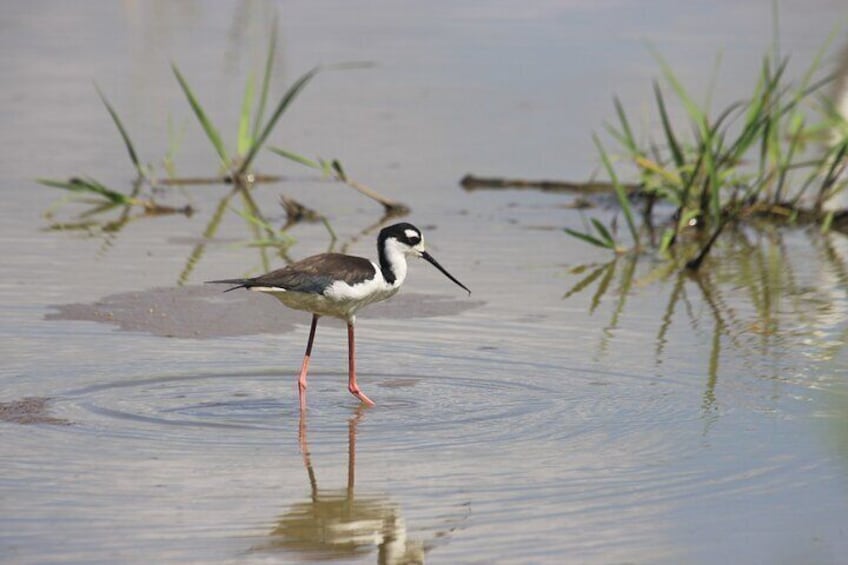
<box><xmin>407</xmin><ymin>236</ymin><xmax>421</xmax><ymax>245</ymax></box>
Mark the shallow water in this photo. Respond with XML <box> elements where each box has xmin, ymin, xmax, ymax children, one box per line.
<box><xmin>3</xmin><ymin>1</ymin><xmax>848</xmax><ymax>564</ymax></box>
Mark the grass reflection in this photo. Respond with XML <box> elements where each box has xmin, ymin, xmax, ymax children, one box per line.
<box><xmin>565</xmin><ymin>227</ymin><xmax>848</xmax><ymax>412</ymax></box>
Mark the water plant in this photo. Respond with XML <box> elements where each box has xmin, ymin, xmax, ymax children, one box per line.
<box><xmin>566</xmin><ymin>34</ymin><xmax>848</xmax><ymax>270</ymax></box>
<box><xmin>39</xmin><ymin>19</ymin><xmax>408</xmax><ymax>283</ymax></box>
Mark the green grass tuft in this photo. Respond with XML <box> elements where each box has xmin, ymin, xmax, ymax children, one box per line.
<box><xmin>567</xmin><ymin>32</ymin><xmax>848</xmax><ymax>269</ymax></box>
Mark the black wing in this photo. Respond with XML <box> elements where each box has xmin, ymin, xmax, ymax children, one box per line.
<box><xmin>208</xmin><ymin>253</ymin><xmax>376</xmax><ymax>295</ymax></box>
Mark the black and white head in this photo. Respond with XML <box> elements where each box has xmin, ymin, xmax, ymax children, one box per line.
<box><xmin>379</xmin><ymin>223</ymin><xmax>426</xmax><ymax>257</ymax></box>
<box><xmin>378</xmin><ymin>223</ymin><xmax>470</xmax><ymax>294</ymax></box>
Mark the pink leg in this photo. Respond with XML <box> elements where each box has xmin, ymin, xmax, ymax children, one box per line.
<box><xmin>297</xmin><ymin>315</ymin><xmax>319</xmax><ymax>409</ymax></box>
<box><xmin>347</xmin><ymin>322</ymin><xmax>375</xmax><ymax>407</ymax></box>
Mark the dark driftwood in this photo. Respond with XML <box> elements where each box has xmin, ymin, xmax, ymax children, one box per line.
<box><xmin>460</xmin><ymin>173</ymin><xmax>641</xmax><ymax>194</ymax></box>
<box><xmin>160</xmin><ymin>173</ymin><xmax>409</xmax><ymax>214</ymax></box>
<box><xmin>462</xmin><ymin>173</ymin><xmax>848</xmax><ymax>233</ymax></box>
<box><xmin>743</xmin><ymin>203</ymin><xmax>848</xmax><ymax>232</ymax></box>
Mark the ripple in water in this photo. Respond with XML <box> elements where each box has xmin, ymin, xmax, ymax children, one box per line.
<box><xmin>53</xmin><ymin>366</ymin><xmax>719</xmax><ymax>454</ymax></box>
<box><xmin>56</xmin><ymin>369</ymin><xmax>565</xmax><ymax>449</ymax></box>
<box><xmin>53</xmin><ymin>366</ymin><xmax>815</xmax><ymax>505</ymax></box>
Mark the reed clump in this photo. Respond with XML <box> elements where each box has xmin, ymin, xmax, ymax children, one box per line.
<box><xmin>566</xmin><ymin>37</ymin><xmax>848</xmax><ymax>270</ymax></box>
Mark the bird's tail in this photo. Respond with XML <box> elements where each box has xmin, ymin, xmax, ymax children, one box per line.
<box><xmin>205</xmin><ymin>278</ymin><xmax>250</xmax><ymax>293</ymax></box>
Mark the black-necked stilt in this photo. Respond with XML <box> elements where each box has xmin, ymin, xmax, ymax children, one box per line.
<box><xmin>207</xmin><ymin>222</ymin><xmax>470</xmax><ymax>407</ymax></box>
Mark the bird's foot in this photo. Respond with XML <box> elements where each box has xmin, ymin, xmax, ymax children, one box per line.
<box><xmin>349</xmin><ymin>385</ymin><xmax>375</xmax><ymax>407</ymax></box>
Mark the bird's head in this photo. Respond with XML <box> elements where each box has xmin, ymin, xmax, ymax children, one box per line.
<box><xmin>378</xmin><ymin>223</ymin><xmax>471</xmax><ymax>295</ymax></box>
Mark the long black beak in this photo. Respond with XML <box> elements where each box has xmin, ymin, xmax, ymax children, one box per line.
<box><xmin>420</xmin><ymin>250</ymin><xmax>471</xmax><ymax>295</ymax></box>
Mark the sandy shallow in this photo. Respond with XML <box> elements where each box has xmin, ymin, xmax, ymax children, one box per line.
<box><xmin>0</xmin><ymin>397</ymin><xmax>70</xmax><ymax>426</ymax></box>
<box><xmin>46</xmin><ymin>286</ymin><xmax>484</xmax><ymax>338</ymax></box>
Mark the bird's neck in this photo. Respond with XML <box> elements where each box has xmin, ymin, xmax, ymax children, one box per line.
<box><xmin>378</xmin><ymin>242</ymin><xmax>408</xmax><ymax>287</ymax></box>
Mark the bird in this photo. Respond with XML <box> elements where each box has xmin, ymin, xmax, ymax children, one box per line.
<box><xmin>207</xmin><ymin>222</ymin><xmax>470</xmax><ymax>407</ymax></box>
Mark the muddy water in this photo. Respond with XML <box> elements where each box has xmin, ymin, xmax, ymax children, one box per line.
<box><xmin>3</xmin><ymin>2</ymin><xmax>848</xmax><ymax>564</ymax></box>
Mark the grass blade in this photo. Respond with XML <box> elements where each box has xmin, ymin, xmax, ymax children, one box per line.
<box><xmin>654</xmin><ymin>81</ymin><xmax>684</xmax><ymax>170</ymax></box>
<box><xmin>774</xmin><ymin>116</ymin><xmax>804</xmax><ymax>203</ymax></box>
<box><xmin>635</xmin><ymin>156</ymin><xmax>681</xmax><ymax>185</ymax></box>
<box><xmin>38</xmin><ymin>177</ymin><xmax>133</xmax><ymax>205</ymax></box>
<box><xmin>252</xmin><ymin>18</ymin><xmax>277</xmax><ymax>141</ymax></box>
<box><xmin>95</xmin><ymin>84</ymin><xmax>141</xmax><ymax>173</ymax></box>
<box><xmin>590</xmin><ymin>218</ymin><xmax>615</xmax><ymax>247</ymax></box>
<box><xmin>238</xmin><ymin>66</ymin><xmax>323</xmax><ymax>176</ymax></box>
<box><xmin>612</xmin><ymin>96</ymin><xmax>638</xmax><ymax>153</ymax></box>
<box><xmin>658</xmin><ymin>227</ymin><xmax>676</xmax><ymax>254</ymax></box>
<box><xmin>594</xmin><ymin>133</ymin><xmax>639</xmax><ymax>246</ymax></box>
<box><xmin>172</xmin><ymin>63</ymin><xmax>231</xmax><ymax>169</ymax></box>
<box><xmin>238</xmin><ymin>74</ymin><xmax>255</xmax><ymax>157</ymax></box>
<box><xmin>814</xmin><ymin>140</ymin><xmax>848</xmax><ymax>209</ymax></box>
<box><xmin>649</xmin><ymin>44</ymin><xmax>708</xmax><ymax>141</ymax></box>
<box><xmin>564</xmin><ymin>227</ymin><xmax>614</xmax><ymax>249</ymax></box>
<box><xmin>239</xmin><ymin>62</ymin><xmax>373</xmax><ymax>176</ymax></box>
<box><xmin>268</xmin><ymin>146</ymin><xmax>322</xmax><ymax>170</ymax></box>
<box><xmin>603</xmin><ymin>123</ymin><xmax>636</xmax><ymax>154</ymax></box>
<box><xmin>703</xmin><ymin>50</ymin><xmax>724</xmax><ymax>114</ymax></box>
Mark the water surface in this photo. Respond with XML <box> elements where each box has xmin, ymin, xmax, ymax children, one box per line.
<box><xmin>2</xmin><ymin>1</ymin><xmax>848</xmax><ymax>563</ymax></box>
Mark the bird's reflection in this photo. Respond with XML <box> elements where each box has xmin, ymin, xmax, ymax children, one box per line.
<box><xmin>261</xmin><ymin>408</ymin><xmax>424</xmax><ymax>564</ymax></box>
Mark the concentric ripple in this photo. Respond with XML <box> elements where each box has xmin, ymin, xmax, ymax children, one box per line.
<box><xmin>55</xmin><ymin>369</ymin><xmax>566</xmax><ymax>449</ymax></box>
<box><xmin>53</xmin><ymin>363</ymin><xmax>713</xmax><ymax>459</ymax></box>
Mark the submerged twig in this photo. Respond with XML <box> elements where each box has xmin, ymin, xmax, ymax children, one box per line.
<box><xmin>159</xmin><ymin>174</ymin><xmax>286</xmax><ymax>186</ymax></box>
<box><xmin>271</xmin><ymin>148</ymin><xmax>409</xmax><ymax>214</ymax></box>
<box><xmin>343</xmin><ymin>177</ymin><xmax>409</xmax><ymax>215</ymax></box>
